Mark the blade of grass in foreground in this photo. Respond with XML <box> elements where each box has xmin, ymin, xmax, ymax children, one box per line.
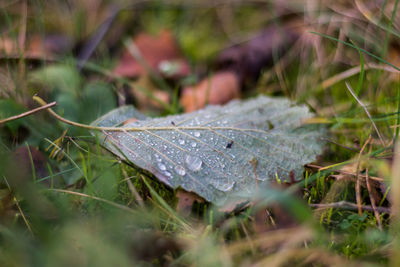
<box><xmin>390</xmin><ymin>141</ymin><xmax>400</xmax><ymax>265</ymax></box>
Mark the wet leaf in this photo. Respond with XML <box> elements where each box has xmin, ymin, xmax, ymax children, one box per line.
<box><xmin>92</xmin><ymin>95</ymin><xmax>325</xmax><ymax>205</ymax></box>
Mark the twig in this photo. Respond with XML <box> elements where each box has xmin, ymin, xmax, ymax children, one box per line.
<box><xmin>345</xmin><ymin>82</ymin><xmax>385</xmax><ymax>147</ymax></box>
<box><xmin>321</xmin><ymin>64</ymin><xmax>399</xmax><ymax>90</ymax></box>
<box><xmin>18</xmin><ymin>0</ymin><xmax>27</xmax><ymax>85</ymax></box>
<box><xmin>305</xmin><ymin>163</ymin><xmax>384</xmax><ymax>183</ymax></box>
<box><xmin>366</xmin><ymin>168</ymin><xmax>383</xmax><ymax>230</ymax></box>
<box><xmin>2</xmin><ymin>176</ymin><xmax>33</xmax><ymax>236</ymax></box>
<box><xmin>355</xmin><ymin>135</ymin><xmax>372</xmax><ymax>215</ymax></box>
<box><xmin>0</xmin><ymin>101</ymin><xmax>57</xmax><ymax>124</ymax></box>
<box><xmin>77</xmin><ymin>5</ymin><xmax>120</xmax><ymax>70</ymax></box>
<box><xmin>309</xmin><ymin>201</ymin><xmax>390</xmax><ymax>213</ymax></box>
<box><xmin>121</xmin><ymin>168</ymin><xmax>144</xmax><ymax>207</ymax></box>
<box><xmin>32</xmin><ymin>96</ymin><xmax>296</xmax><ymax>134</ymax></box>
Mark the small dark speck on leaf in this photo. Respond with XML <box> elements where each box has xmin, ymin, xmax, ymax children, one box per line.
<box><xmin>171</xmin><ymin>121</ymin><xmax>175</xmax><ymax>126</ymax></box>
<box><xmin>267</xmin><ymin>120</ymin><xmax>274</xmax><ymax>129</ymax></box>
<box><xmin>226</xmin><ymin>141</ymin><xmax>234</xmax><ymax>149</ymax></box>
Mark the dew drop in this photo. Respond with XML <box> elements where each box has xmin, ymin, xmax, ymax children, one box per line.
<box><xmin>164</xmin><ymin>171</ymin><xmax>172</xmax><ymax>177</ymax></box>
<box><xmin>191</xmin><ymin>142</ymin><xmax>197</xmax><ymax>148</ymax></box>
<box><xmin>154</xmin><ymin>154</ymin><xmax>162</xmax><ymax>162</ymax></box>
<box><xmin>194</xmin><ymin>131</ymin><xmax>201</xmax><ymax>137</ymax></box>
<box><xmin>178</xmin><ymin>139</ymin><xmax>185</xmax><ymax>145</ymax></box>
<box><xmin>174</xmin><ymin>165</ymin><xmax>186</xmax><ymax>176</ymax></box>
<box><xmin>211</xmin><ymin>180</ymin><xmax>235</xmax><ymax>192</ymax></box>
<box><xmin>256</xmin><ymin>176</ymin><xmax>268</xmax><ymax>181</ymax></box>
<box><xmin>184</xmin><ymin>154</ymin><xmax>203</xmax><ymax>172</ymax></box>
<box><xmin>157</xmin><ymin>163</ymin><xmax>166</xmax><ymax>171</ymax></box>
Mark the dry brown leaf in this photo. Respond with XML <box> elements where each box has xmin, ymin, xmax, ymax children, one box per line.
<box><xmin>216</xmin><ymin>25</ymin><xmax>299</xmax><ymax>86</ymax></box>
<box><xmin>122</xmin><ymin>118</ymin><xmax>139</xmax><ymax>125</ymax></box>
<box><xmin>128</xmin><ymin>75</ymin><xmax>170</xmax><ymax>110</ymax></box>
<box><xmin>180</xmin><ymin>71</ymin><xmax>240</xmax><ymax>112</ymax></box>
<box><xmin>114</xmin><ymin>30</ymin><xmax>190</xmax><ymax>78</ymax></box>
<box><xmin>13</xmin><ymin>146</ymin><xmax>49</xmax><ymax>183</ymax></box>
<box><xmin>176</xmin><ymin>189</ymin><xmax>204</xmax><ymax>217</ymax></box>
<box><xmin>0</xmin><ymin>35</ymin><xmax>71</xmax><ymax>60</ymax></box>
<box><xmin>27</xmin><ymin>35</ymin><xmax>72</xmax><ymax>58</ymax></box>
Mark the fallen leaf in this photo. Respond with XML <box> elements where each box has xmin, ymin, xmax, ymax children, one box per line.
<box><xmin>0</xmin><ymin>34</ymin><xmax>72</xmax><ymax>60</ymax></box>
<box><xmin>180</xmin><ymin>71</ymin><xmax>240</xmax><ymax>112</ymax></box>
<box><xmin>176</xmin><ymin>189</ymin><xmax>204</xmax><ymax>216</ymax></box>
<box><xmin>128</xmin><ymin>75</ymin><xmax>170</xmax><ymax>110</ymax></box>
<box><xmin>13</xmin><ymin>146</ymin><xmax>49</xmax><ymax>184</ymax></box>
<box><xmin>27</xmin><ymin>34</ymin><xmax>72</xmax><ymax>58</ymax></box>
<box><xmin>0</xmin><ymin>37</ymin><xmax>16</xmax><ymax>55</ymax></box>
<box><xmin>114</xmin><ymin>30</ymin><xmax>190</xmax><ymax>78</ymax></box>
<box><xmin>215</xmin><ymin>25</ymin><xmax>299</xmax><ymax>86</ymax></box>
<box><xmin>122</xmin><ymin>118</ymin><xmax>139</xmax><ymax>125</ymax></box>
<box><xmin>178</xmin><ymin>25</ymin><xmax>298</xmax><ymax>112</ymax></box>
<box><xmin>92</xmin><ymin>95</ymin><xmax>326</xmax><ymax>206</ymax></box>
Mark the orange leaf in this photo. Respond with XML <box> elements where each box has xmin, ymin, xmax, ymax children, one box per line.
<box><xmin>180</xmin><ymin>71</ymin><xmax>240</xmax><ymax>112</ymax></box>
<box><xmin>114</xmin><ymin>30</ymin><xmax>190</xmax><ymax>78</ymax></box>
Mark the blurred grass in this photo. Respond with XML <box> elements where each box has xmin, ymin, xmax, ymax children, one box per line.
<box><xmin>1</xmin><ymin>0</ymin><xmax>400</xmax><ymax>266</ymax></box>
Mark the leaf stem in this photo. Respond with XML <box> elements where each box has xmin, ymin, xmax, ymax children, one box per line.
<box><xmin>0</xmin><ymin>100</ymin><xmax>56</xmax><ymax>124</ymax></box>
<box><xmin>33</xmin><ymin>96</ymin><xmax>286</xmax><ymax>134</ymax></box>
<box><xmin>33</xmin><ymin>96</ymin><xmax>123</xmax><ymax>131</ymax></box>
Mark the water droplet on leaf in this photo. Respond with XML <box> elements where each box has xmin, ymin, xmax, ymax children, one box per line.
<box><xmin>174</xmin><ymin>165</ymin><xmax>186</xmax><ymax>176</ymax></box>
<box><xmin>157</xmin><ymin>163</ymin><xmax>166</xmax><ymax>171</ymax></box>
<box><xmin>184</xmin><ymin>154</ymin><xmax>202</xmax><ymax>172</ymax></box>
<box><xmin>211</xmin><ymin>179</ymin><xmax>235</xmax><ymax>192</ymax></box>
<box><xmin>154</xmin><ymin>154</ymin><xmax>162</xmax><ymax>162</ymax></box>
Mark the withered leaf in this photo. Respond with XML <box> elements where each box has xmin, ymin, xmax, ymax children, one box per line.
<box><xmin>114</xmin><ymin>30</ymin><xmax>190</xmax><ymax>78</ymax></box>
<box><xmin>180</xmin><ymin>71</ymin><xmax>240</xmax><ymax>112</ymax></box>
<box><xmin>92</xmin><ymin>95</ymin><xmax>325</xmax><ymax>205</ymax></box>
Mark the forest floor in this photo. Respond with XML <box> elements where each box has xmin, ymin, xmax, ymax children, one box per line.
<box><xmin>1</xmin><ymin>1</ymin><xmax>400</xmax><ymax>266</ymax></box>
